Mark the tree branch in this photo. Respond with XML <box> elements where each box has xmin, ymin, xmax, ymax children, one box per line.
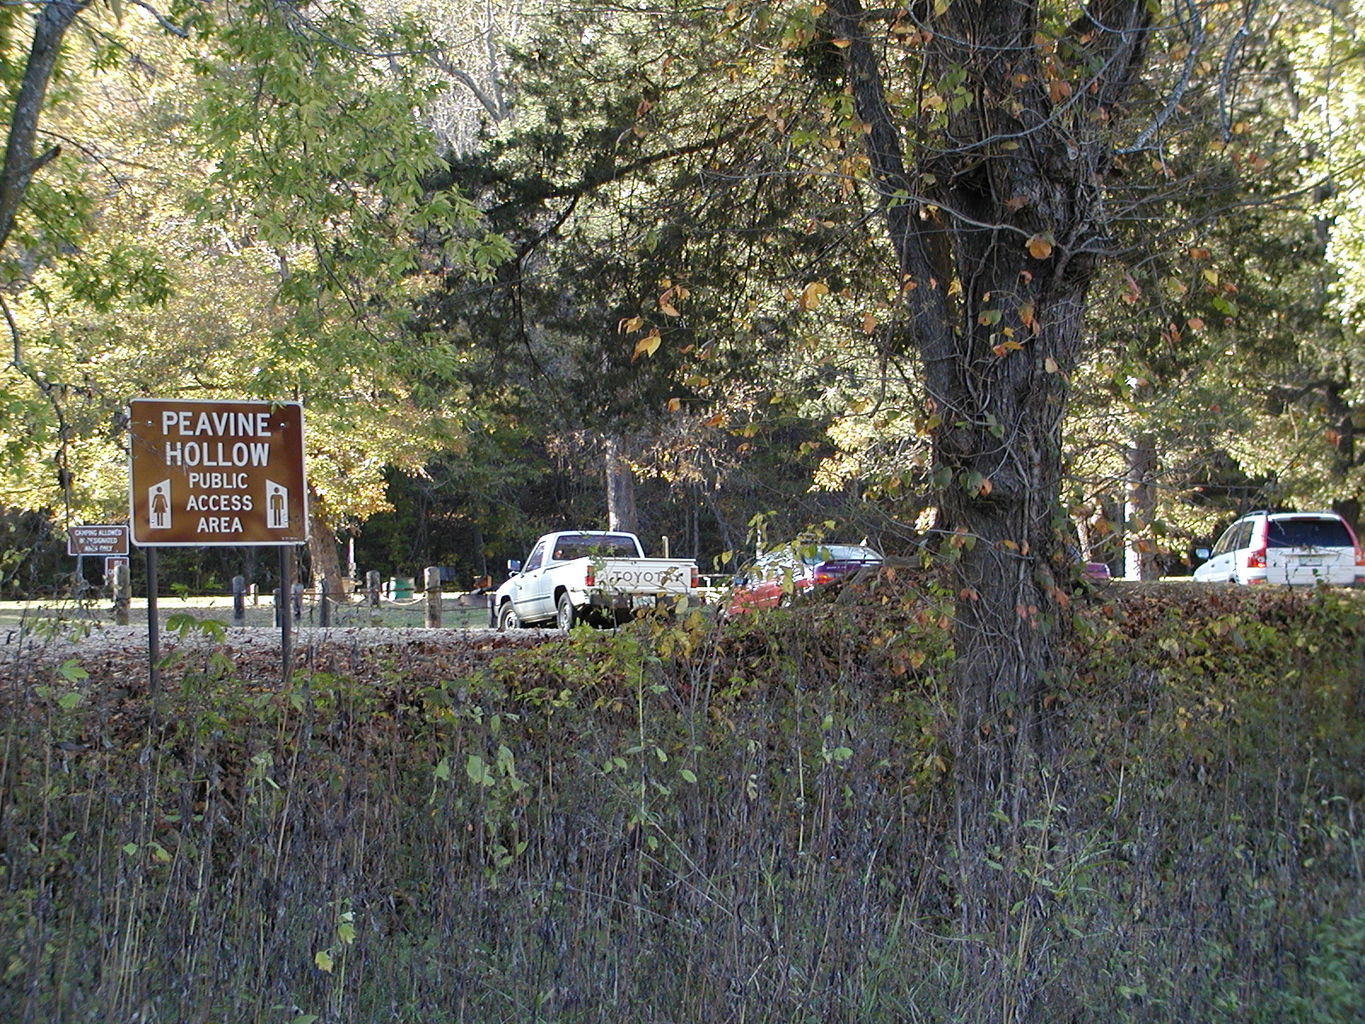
<box><xmin>0</xmin><ymin>0</ymin><xmax>93</xmax><ymax>255</ymax></box>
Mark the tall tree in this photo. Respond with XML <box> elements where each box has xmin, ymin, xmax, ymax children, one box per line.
<box><xmin>813</xmin><ymin>1</ymin><xmax>1267</xmax><ymax>1004</ymax></box>
<box><xmin>830</xmin><ymin>0</ymin><xmax>1144</xmax><ymax>771</ymax></box>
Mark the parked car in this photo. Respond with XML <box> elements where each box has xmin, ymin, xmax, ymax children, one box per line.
<box><xmin>494</xmin><ymin>531</ymin><xmax>697</xmax><ymax>630</ymax></box>
<box><xmin>1192</xmin><ymin>510</ymin><xmax>1365</xmax><ymax>586</ymax></box>
<box><xmin>726</xmin><ymin>541</ymin><xmax>882</xmax><ymax>614</ymax></box>
<box><xmin>1082</xmin><ymin>560</ymin><xmax>1112</xmax><ymax>581</ymax></box>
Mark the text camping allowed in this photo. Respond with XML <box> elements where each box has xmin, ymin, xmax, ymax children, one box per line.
<box><xmin>129</xmin><ymin>398</ymin><xmax>308</xmax><ymax>546</ymax></box>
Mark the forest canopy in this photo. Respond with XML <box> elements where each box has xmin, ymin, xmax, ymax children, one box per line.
<box><xmin>0</xmin><ymin>0</ymin><xmax>1362</xmax><ymax>590</ymax></box>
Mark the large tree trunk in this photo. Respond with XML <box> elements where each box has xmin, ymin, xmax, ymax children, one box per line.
<box><xmin>1124</xmin><ymin>432</ymin><xmax>1160</xmax><ymax>580</ymax></box>
<box><xmin>605</xmin><ymin>435</ymin><xmax>638</xmax><ymax>534</ymax></box>
<box><xmin>833</xmin><ymin>0</ymin><xmax>1150</xmax><ymax>1013</ymax></box>
<box><xmin>306</xmin><ymin>489</ymin><xmax>346</xmax><ymax>597</ymax></box>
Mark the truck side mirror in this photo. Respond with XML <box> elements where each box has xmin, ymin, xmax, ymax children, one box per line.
<box><xmin>1194</xmin><ymin>548</ymin><xmax>1211</xmax><ymax>562</ymax></box>
<box><xmin>507</xmin><ymin>559</ymin><xmax>521</xmax><ymax>574</ymax></box>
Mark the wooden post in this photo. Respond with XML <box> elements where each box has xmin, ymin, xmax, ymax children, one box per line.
<box><xmin>112</xmin><ymin>560</ymin><xmax>130</xmax><ymax>626</ymax></box>
<box><xmin>424</xmin><ymin>566</ymin><xmax>442</xmax><ymax>628</ymax></box>
<box><xmin>319</xmin><ymin>577</ymin><xmax>331</xmax><ymax>628</ymax></box>
<box><xmin>231</xmin><ymin>575</ymin><xmax>246</xmax><ymax>627</ymax></box>
<box><xmin>366</xmin><ymin>570</ymin><xmax>381</xmax><ymax>624</ymax></box>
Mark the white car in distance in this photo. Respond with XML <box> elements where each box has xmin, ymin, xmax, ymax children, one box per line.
<box><xmin>1193</xmin><ymin>510</ymin><xmax>1365</xmax><ymax>587</ymax></box>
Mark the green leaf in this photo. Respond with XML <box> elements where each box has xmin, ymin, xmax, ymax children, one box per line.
<box><xmin>679</xmin><ymin>768</ymin><xmax>698</xmax><ymax>784</ymax></box>
<box><xmin>165</xmin><ymin>613</ymin><xmax>198</xmax><ymax>637</ymax></box>
<box><xmin>314</xmin><ymin>950</ymin><xmax>334</xmax><ymax>973</ymax></box>
<box><xmin>58</xmin><ymin>659</ymin><xmax>88</xmax><ymax>683</ymax></box>
<box><xmin>466</xmin><ymin>754</ymin><xmax>494</xmax><ymax>786</ymax></box>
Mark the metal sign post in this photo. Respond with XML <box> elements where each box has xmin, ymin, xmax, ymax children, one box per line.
<box><xmin>147</xmin><ymin>547</ymin><xmax>160</xmax><ymax>709</ymax></box>
<box><xmin>128</xmin><ymin>398</ymin><xmax>309</xmax><ymax>685</ymax></box>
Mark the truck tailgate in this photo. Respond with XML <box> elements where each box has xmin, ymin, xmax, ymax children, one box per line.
<box><xmin>595</xmin><ymin>560</ymin><xmax>693</xmax><ymax>593</ymax></box>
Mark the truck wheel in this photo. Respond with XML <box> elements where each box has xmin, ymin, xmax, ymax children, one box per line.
<box><xmin>496</xmin><ymin>602</ymin><xmax>520</xmax><ymax>632</ymax></box>
<box><xmin>556</xmin><ymin>593</ymin><xmax>577</xmax><ymax>630</ymax></box>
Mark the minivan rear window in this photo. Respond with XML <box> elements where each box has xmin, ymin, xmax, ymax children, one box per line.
<box><xmin>1266</xmin><ymin>518</ymin><xmax>1352</xmax><ymax>549</ymax></box>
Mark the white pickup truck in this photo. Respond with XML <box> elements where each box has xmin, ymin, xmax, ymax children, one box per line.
<box><xmin>493</xmin><ymin>531</ymin><xmax>697</xmax><ymax>630</ymax></box>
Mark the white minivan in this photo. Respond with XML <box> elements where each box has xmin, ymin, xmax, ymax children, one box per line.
<box><xmin>1193</xmin><ymin>510</ymin><xmax>1365</xmax><ymax>586</ymax></box>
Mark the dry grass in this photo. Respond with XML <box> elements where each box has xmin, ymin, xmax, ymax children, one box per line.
<box><xmin>1</xmin><ymin>585</ymin><xmax>1362</xmax><ymax>1023</ymax></box>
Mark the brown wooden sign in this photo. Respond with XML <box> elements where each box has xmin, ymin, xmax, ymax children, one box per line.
<box><xmin>67</xmin><ymin>524</ymin><xmax>130</xmax><ymax>556</ymax></box>
<box><xmin>129</xmin><ymin>399</ymin><xmax>308</xmax><ymax>546</ymax></box>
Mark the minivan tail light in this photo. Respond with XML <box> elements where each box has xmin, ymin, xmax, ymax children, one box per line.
<box><xmin>1247</xmin><ymin>520</ymin><xmax>1267</xmax><ymax>569</ymax></box>
<box><xmin>690</xmin><ymin>566</ymin><xmax>699</xmax><ymax>588</ymax></box>
<box><xmin>585</xmin><ymin>566</ymin><xmax>595</xmax><ymax>587</ymax></box>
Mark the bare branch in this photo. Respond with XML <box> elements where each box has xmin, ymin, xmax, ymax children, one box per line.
<box><xmin>130</xmin><ymin>0</ymin><xmax>189</xmax><ymax>38</ymax></box>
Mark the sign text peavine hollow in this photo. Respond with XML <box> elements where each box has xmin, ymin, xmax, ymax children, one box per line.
<box><xmin>129</xmin><ymin>398</ymin><xmax>308</xmax><ymax>546</ymax></box>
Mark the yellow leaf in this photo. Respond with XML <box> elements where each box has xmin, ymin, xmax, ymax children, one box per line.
<box><xmin>315</xmin><ymin>950</ymin><xmax>334</xmax><ymax>973</ymax></box>
<box><xmin>1044</xmin><ymin>356</ymin><xmax>1059</xmax><ymax>373</ymax></box>
<box><xmin>1049</xmin><ymin>79</ymin><xmax>1072</xmax><ymax>104</ymax></box>
<box><xmin>666</xmin><ymin>398</ymin><xmax>682</xmax><ymax>412</ymax></box>
<box><xmin>660</xmin><ymin>302</ymin><xmax>681</xmax><ymax>317</ymax></box>
<box><xmin>1026</xmin><ymin>233</ymin><xmax>1054</xmax><ymax>260</ymax></box>
<box><xmin>799</xmin><ymin>281</ymin><xmax>830</xmax><ymax>310</ymax></box>
<box><xmin>619</xmin><ymin>316</ymin><xmax>643</xmax><ymax>334</ymax></box>
<box><xmin>632</xmin><ymin>330</ymin><xmax>662</xmax><ymax>362</ymax></box>
<box><xmin>862</xmin><ymin>312</ymin><xmax>878</xmax><ymax>334</ymax></box>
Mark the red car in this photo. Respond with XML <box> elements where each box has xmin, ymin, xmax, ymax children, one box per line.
<box><xmin>725</xmin><ymin>542</ymin><xmax>882</xmax><ymax>614</ymax></box>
